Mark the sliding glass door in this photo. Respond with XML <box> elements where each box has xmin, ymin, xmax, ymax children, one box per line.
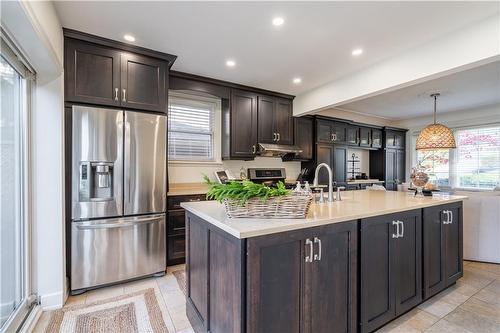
<box><xmin>0</xmin><ymin>34</ymin><xmax>33</xmax><ymax>332</ymax></box>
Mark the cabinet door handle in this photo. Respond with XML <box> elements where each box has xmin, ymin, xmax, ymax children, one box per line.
<box><xmin>399</xmin><ymin>220</ymin><xmax>404</xmax><ymax>238</ymax></box>
<box><xmin>273</xmin><ymin>133</ymin><xmax>277</xmax><ymax>141</ymax></box>
<box><xmin>252</xmin><ymin>145</ymin><xmax>256</xmax><ymax>154</ymax></box>
<box><xmin>392</xmin><ymin>220</ymin><xmax>399</xmax><ymax>238</ymax></box>
<box><xmin>277</xmin><ymin>133</ymin><xmax>280</xmax><ymax>142</ymax></box>
<box><xmin>305</xmin><ymin>238</ymin><xmax>314</xmax><ymax>263</ymax></box>
<box><xmin>443</xmin><ymin>210</ymin><xmax>450</xmax><ymax>224</ymax></box>
<box><xmin>122</xmin><ymin>88</ymin><xmax>126</xmax><ymax>102</ymax></box>
<box><xmin>114</xmin><ymin>88</ymin><xmax>119</xmax><ymax>101</ymax></box>
<box><xmin>313</xmin><ymin>237</ymin><xmax>322</xmax><ymax>261</ymax></box>
<box><xmin>449</xmin><ymin>211</ymin><xmax>453</xmax><ymax>224</ymax></box>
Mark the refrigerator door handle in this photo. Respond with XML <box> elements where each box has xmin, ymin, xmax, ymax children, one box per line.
<box><xmin>75</xmin><ymin>214</ymin><xmax>164</xmax><ymax>230</ymax></box>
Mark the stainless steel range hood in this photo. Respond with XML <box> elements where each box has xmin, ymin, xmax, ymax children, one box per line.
<box><xmin>258</xmin><ymin>143</ymin><xmax>303</xmax><ymax>158</ymax></box>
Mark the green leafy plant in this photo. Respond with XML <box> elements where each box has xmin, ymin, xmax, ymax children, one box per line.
<box><xmin>203</xmin><ymin>175</ymin><xmax>289</xmax><ymax>204</ymax></box>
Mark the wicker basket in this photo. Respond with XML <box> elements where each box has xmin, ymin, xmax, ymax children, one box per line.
<box><xmin>223</xmin><ymin>193</ymin><xmax>313</xmax><ymax>219</ymax></box>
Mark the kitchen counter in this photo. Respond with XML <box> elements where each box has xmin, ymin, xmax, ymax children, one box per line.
<box><xmin>181</xmin><ymin>190</ymin><xmax>467</xmax><ymax>239</ymax></box>
<box><xmin>167</xmin><ymin>183</ymin><xmax>209</xmax><ymax>196</ymax></box>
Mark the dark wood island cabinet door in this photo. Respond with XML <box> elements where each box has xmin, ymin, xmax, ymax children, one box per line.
<box><xmin>230</xmin><ymin>89</ymin><xmax>258</xmax><ymax>158</ymax></box>
<box><xmin>360</xmin><ymin>216</ymin><xmax>396</xmax><ymax>333</ymax></box>
<box><xmin>120</xmin><ymin>53</ymin><xmax>167</xmax><ymax>112</ymax></box>
<box><xmin>444</xmin><ymin>204</ymin><xmax>463</xmax><ymax>286</ymax></box>
<box><xmin>422</xmin><ymin>205</ymin><xmax>446</xmax><ymax>298</ymax></box>
<box><xmin>422</xmin><ymin>202</ymin><xmax>463</xmax><ymax>300</ymax></box>
<box><xmin>65</xmin><ymin>39</ymin><xmax>121</xmax><ymax>106</ymax></box>
<box><xmin>247</xmin><ymin>233</ymin><xmax>303</xmax><ymax>333</ymax></box>
<box><xmin>394</xmin><ymin>212</ymin><xmax>422</xmax><ymax>315</ymax></box>
<box><xmin>274</xmin><ymin>98</ymin><xmax>293</xmax><ymax>145</ymax></box>
<box><xmin>304</xmin><ymin>222</ymin><xmax>358</xmax><ymax>333</ymax></box>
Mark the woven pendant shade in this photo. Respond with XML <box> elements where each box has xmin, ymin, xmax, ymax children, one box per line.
<box><xmin>416</xmin><ymin>93</ymin><xmax>456</xmax><ymax>151</ymax></box>
<box><xmin>416</xmin><ymin>123</ymin><xmax>456</xmax><ymax>150</ymax></box>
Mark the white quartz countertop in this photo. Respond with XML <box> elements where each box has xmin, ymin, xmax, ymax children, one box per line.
<box><xmin>181</xmin><ymin>190</ymin><xmax>467</xmax><ymax>239</ymax></box>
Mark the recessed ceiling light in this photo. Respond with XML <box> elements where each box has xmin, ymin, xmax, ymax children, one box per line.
<box><xmin>293</xmin><ymin>77</ymin><xmax>302</xmax><ymax>84</ymax></box>
<box><xmin>272</xmin><ymin>17</ymin><xmax>285</xmax><ymax>26</ymax></box>
<box><xmin>352</xmin><ymin>48</ymin><xmax>363</xmax><ymax>56</ymax></box>
<box><xmin>226</xmin><ymin>60</ymin><xmax>236</xmax><ymax>67</ymax></box>
<box><xmin>124</xmin><ymin>34</ymin><xmax>135</xmax><ymax>42</ymax></box>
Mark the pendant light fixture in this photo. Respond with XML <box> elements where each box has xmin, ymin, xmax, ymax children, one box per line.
<box><xmin>416</xmin><ymin>93</ymin><xmax>456</xmax><ymax>150</ymax></box>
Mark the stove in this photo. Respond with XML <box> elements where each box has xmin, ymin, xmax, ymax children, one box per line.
<box><xmin>247</xmin><ymin>168</ymin><xmax>295</xmax><ymax>189</ymax></box>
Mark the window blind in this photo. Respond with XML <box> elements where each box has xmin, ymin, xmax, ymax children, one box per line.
<box><xmin>454</xmin><ymin>126</ymin><xmax>500</xmax><ymax>189</ymax></box>
<box><xmin>168</xmin><ymin>97</ymin><xmax>216</xmax><ymax>161</ymax></box>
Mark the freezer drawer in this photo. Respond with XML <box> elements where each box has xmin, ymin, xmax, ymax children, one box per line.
<box><xmin>71</xmin><ymin>214</ymin><xmax>166</xmax><ymax>292</ymax></box>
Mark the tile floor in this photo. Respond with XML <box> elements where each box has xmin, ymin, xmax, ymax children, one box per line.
<box><xmin>33</xmin><ymin>260</ymin><xmax>500</xmax><ymax>333</ymax></box>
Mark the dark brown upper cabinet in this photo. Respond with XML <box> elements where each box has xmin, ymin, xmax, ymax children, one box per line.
<box><xmin>257</xmin><ymin>96</ymin><xmax>275</xmax><ymax>144</ymax></box>
<box><xmin>230</xmin><ymin>89</ymin><xmax>258</xmax><ymax>159</ymax></box>
<box><xmin>316</xmin><ymin>119</ymin><xmax>347</xmax><ymax>144</ymax></box>
<box><xmin>360</xmin><ymin>210</ymin><xmax>422</xmax><ymax>333</ymax></box>
<box><xmin>332</xmin><ymin>122</ymin><xmax>347</xmax><ymax>144</ymax></box>
<box><xmin>64</xmin><ymin>30</ymin><xmax>175</xmax><ymax>113</ymax></box>
<box><xmin>359</xmin><ymin>127</ymin><xmax>371</xmax><ymax>147</ymax></box>
<box><xmin>257</xmin><ymin>96</ymin><xmax>293</xmax><ymax>145</ymax></box>
<box><xmin>65</xmin><ymin>39</ymin><xmax>121</xmax><ymax>107</ymax></box>
<box><xmin>423</xmin><ymin>202</ymin><xmax>463</xmax><ymax>300</ymax></box>
<box><xmin>371</xmin><ymin>128</ymin><xmax>383</xmax><ymax>148</ymax></box>
<box><xmin>274</xmin><ymin>98</ymin><xmax>293</xmax><ymax>145</ymax></box>
<box><xmin>385</xmin><ymin>129</ymin><xmax>406</xmax><ymax>149</ymax></box>
<box><xmin>346</xmin><ymin>126</ymin><xmax>359</xmax><ymax>146</ymax></box>
<box><xmin>294</xmin><ymin>117</ymin><xmax>313</xmax><ymax>160</ymax></box>
<box><xmin>120</xmin><ymin>53</ymin><xmax>167</xmax><ymax>112</ymax></box>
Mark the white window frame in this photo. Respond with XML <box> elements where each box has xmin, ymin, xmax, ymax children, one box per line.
<box><xmin>410</xmin><ymin>122</ymin><xmax>500</xmax><ymax>191</ymax></box>
<box><xmin>0</xmin><ymin>29</ymin><xmax>35</xmax><ymax>333</ymax></box>
<box><xmin>168</xmin><ymin>90</ymin><xmax>222</xmax><ymax>165</ymax></box>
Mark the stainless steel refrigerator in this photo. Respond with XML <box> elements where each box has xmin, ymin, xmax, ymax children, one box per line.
<box><xmin>71</xmin><ymin>105</ymin><xmax>167</xmax><ymax>294</ymax></box>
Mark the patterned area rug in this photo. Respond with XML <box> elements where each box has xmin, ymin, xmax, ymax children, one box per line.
<box><xmin>172</xmin><ymin>270</ymin><xmax>186</xmax><ymax>296</ymax></box>
<box><xmin>45</xmin><ymin>288</ymin><xmax>168</xmax><ymax>333</ymax></box>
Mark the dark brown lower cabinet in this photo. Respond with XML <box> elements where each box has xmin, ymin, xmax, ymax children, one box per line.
<box><xmin>360</xmin><ymin>210</ymin><xmax>422</xmax><ymax>333</ymax></box>
<box><xmin>248</xmin><ymin>221</ymin><xmax>358</xmax><ymax>333</ymax></box>
<box><xmin>186</xmin><ymin>212</ymin><xmax>357</xmax><ymax>333</ymax></box>
<box><xmin>167</xmin><ymin>194</ymin><xmax>206</xmax><ymax>265</ymax></box>
<box><xmin>423</xmin><ymin>202</ymin><xmax>463</xmax><ymax>300</ymax></box>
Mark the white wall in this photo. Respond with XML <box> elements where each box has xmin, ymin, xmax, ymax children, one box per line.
<box><xmin>2</xmin><ymin>0</ymin><xmax>65</xmax><ymax>310</ymax></box>
<box><xmin>294</xmin><ymin>14</ymin><xmax>500</xmax><ymax>116</ymax></box>
<box><xmin>169</xmin><ymin>157</ymin><xmax>302</xmax><ymax>184</ymax></box>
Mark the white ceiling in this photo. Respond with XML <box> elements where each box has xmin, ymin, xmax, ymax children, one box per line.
<box><xmin>54</xmin><ymin>1</ymin><xmax>499</xmax><ymax>96</ymax></box>
<box><xmin>337</xmin><ymin>60</ymin><xmax>500</xmax><ymax>120</ymax></box>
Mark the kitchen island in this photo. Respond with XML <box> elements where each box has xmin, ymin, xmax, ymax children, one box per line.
<box><xmin>181</xmin><ymin>190</ymin><xmax>466</xmax><ymax>333</ymax></box>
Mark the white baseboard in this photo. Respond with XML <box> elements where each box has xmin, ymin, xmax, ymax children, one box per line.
<box><xmin>40</xmin><ymin>291</ymin><xmax>64</xmax><ymax>310</ymax></box>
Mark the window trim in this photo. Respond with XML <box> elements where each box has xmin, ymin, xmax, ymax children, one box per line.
<box><xmin>411</xmin><ymin>122</ymin><xmax>500</xmax><ymax>191</ymax></box>
<box><xmin>168</xmin><ymin>90</ymin><xmax>222</xmax><ymax>165</ymax></box>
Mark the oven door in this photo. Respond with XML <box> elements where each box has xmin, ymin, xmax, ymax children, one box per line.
<box><xmin>71</xmin><ymin>214</ymin><xmax>166</xmax><ymax>292</ymax></box>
